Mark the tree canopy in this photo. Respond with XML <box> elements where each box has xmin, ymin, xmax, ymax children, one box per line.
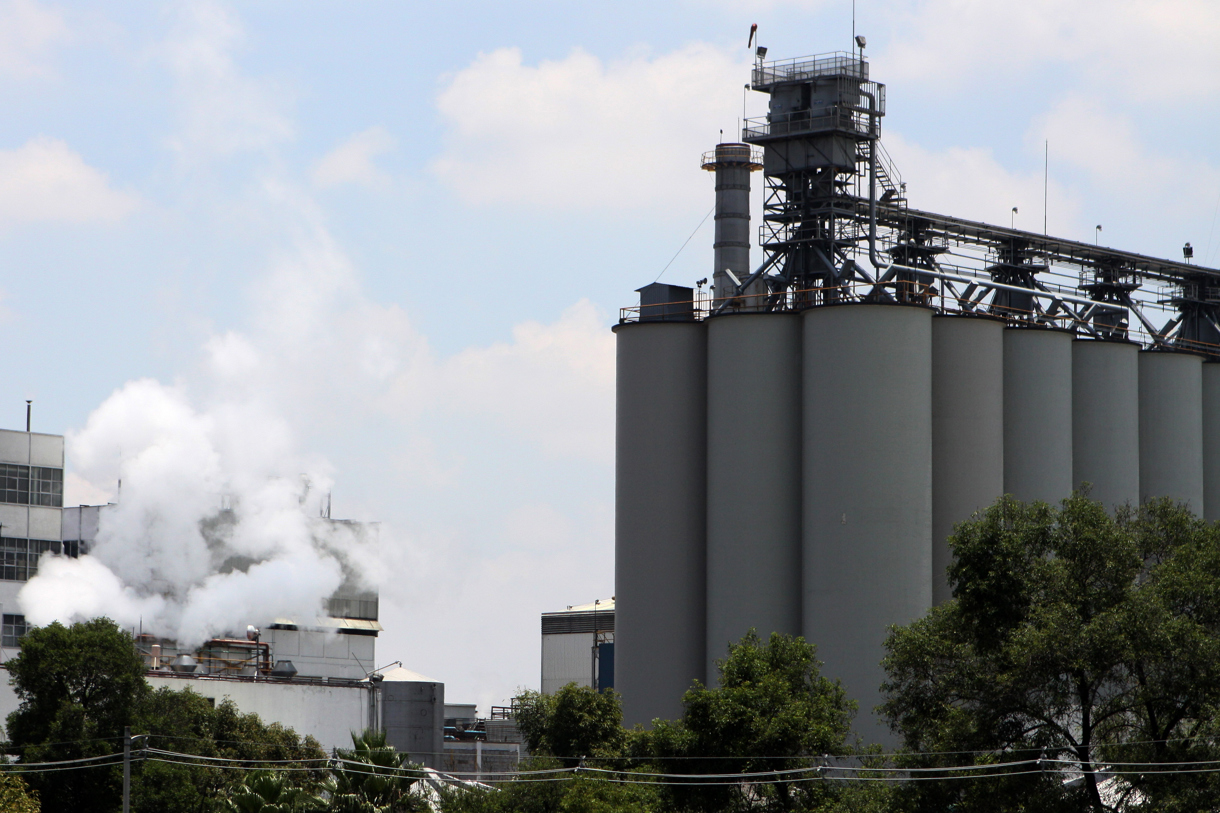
<box><xmin>881</xmin><ymin>494</ymin><xmax>1220</xmax><ymax>813</ymax></box>
<box><xmin>5</xmin><ymin>617</ymin><xmax>149</xmax><ymax>812</ymax></box>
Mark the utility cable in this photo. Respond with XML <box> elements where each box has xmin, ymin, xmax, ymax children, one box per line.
<box><xmin>654</xmin><ymin>204</ymin><xmax>716</xmax><ymax>283</ymax></box>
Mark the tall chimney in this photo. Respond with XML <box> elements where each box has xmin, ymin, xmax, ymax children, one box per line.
<box><xmin>702</xmin><ymin>143</ymin><xmax>763</xmax><ymax>310</ymax></box>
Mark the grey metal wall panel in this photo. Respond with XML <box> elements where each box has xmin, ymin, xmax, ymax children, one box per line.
<box><xmin>706</xmin><ymin>313</ymin><xmax>801</xmax><ymax>681</ymax></box>
<box><xmin>931</xmin><ymin>316</ymin><xmax>1004</xmax><ymax>605</ymax></box>
<box><xmin>1205</xmin><ymin>364</ymin><xmax>1220</xmax><ymax>521</ymax></box>
<box><xmin>1003</xmin><ymin>329</ymin><xmax>1073</xmax><ymax>504</ymax></box>
<box><xmin>802</xmin><ymin>304</ymin><xmax>932</xmax><ymax>745</ymax></box>
<box><xmin>614</xmin><ymin>321</ymin><xmax>707</xmax><ymax>727</ymax></box>
<box><xmin>1139</xmin><ymin>351</ymin><xmax>1204</xmax><ymax>513</ymax></box>
<box><xmin>1072</xmin><ymin>340</ymin><xmax>1140</xmax><ymax>510</ymax></box>
<box><xmin>382</xmin><ymin>680</ymin><xmax>444</xmax><ymax>769</ymax></box>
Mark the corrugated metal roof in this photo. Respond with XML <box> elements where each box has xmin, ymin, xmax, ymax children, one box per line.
<box><xmin>271</xmin><ymin>616</ymin><xmax>383</xmax><ymax>632</ymax></box>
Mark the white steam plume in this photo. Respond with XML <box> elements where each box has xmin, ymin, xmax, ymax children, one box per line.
<box><xmin>18</xmin><ymin>378</ymin><xmax>372</xmax><ymax>646</ymax></box>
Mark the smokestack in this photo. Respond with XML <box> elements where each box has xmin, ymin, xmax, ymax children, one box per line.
<box><xmin>701</xmin><ymin>144</ymin><xmax>763</xmax><ymax>310</ymax></box>
<box><xmin>25</xmin><ymin>400</ymin><xmax>30</xmax><ymax>432</ymax></box>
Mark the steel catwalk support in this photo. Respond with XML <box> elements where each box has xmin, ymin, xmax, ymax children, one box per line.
<box><xmin>613</xmin><ymin>321</ymin><xmax>708</xmax><ymax>727</ymax></box>
<box><xmin>1072</xmin><ymin>340</ymin><xmax>1140</xmax><ymax>511</ymax></box>
<box><xmin>706</xmin><ymin>313</ymin><xmax>802</xmax><ymax>681</ymax></box>
<box><xmin>1139</xmin><ymin>350</ymin><xmax>1204</xmax><ymax>513</ymax></box>
<box><xmin>802</xmin><ymin>304</ymin><xmax>932</xmax><ymax>745</ymax></box>
<box><xmin>1204</xmin><ymin>363</ymin><xmax>1220</xmax><ymax>521</ymax></box>
<box><xmin>931</xmin><ymin>316</ymin><xmax>1004</xmax><ymax>605</ymax></box>
<box><xmin>1003</xmin><ymin>328</ymin><xmax>1074</xmax><ymax>505</ymax></box>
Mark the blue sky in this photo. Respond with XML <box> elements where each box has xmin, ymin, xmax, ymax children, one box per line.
<box><xmin>2</xmin><ymin>0</ymin><xmax>1219</xmax><ymax>710</ymax></box>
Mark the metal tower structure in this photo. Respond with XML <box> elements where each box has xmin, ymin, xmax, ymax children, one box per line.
<box><xmin>691</xmin><ymin>47</ymin><xmax>1220</xmax><ymax>358</ymax></box>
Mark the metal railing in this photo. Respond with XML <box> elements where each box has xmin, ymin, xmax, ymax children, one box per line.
<box><xmin>752</xmin><ymin>52</ymin><xmax>867</xmax><ymax>87</ymax></box>
<box><xmin>617</xmin><ymin>280</ymin><xmax>1220</xmax><ymax>357</ymax></box>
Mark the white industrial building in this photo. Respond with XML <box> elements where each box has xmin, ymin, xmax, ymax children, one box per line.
<box><xmin>0</xmin><ymin>424</ymin><xmax>445</xmax><ymax>763</ymax></box>
<box><xmin>541</xmin><ymin>598</ymin><xmax>614</xmax><ymax>694</ymax></box>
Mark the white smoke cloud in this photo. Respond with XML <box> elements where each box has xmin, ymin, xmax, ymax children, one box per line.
<box><xmin>18</xmin><ymin>378</ymin><xmax>364</xmax><ymax>646</ymax></box>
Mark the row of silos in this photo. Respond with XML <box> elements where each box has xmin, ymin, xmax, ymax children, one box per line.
<box><xmin>615</xmin><ymin>303</ymin><xmax>1220</xmax><ymax>741</ymax></box>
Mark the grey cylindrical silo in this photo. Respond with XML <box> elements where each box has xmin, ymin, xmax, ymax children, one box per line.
<box><xmin>1072</xmin><ymin>340</ymin><xmax>1140</xmax><ymax>511</ymax></box>
<box><xmin>1004</xmin><ymin>328</ymin><xmax>1074</xmax><ymax>504</ymax></box>
<box><xmin>1139</xmin><ymin>350</ymin><xmax>1204</xmax><ymax>513</ymax></box>
<box><xmin>706</xmin><ymin>313</ymin><xmax>801</xmax><ymax>681</ymax></box>
<box><xmin>931</xmin><ymin>315</ymin><xmax>1004</xmax><ymax>606</ymax></box>
<box><xmin>803</xmin><ymin>304</ymin><xmax>932</xmax><ymax>744</ymax></box>
<box><xmin>614</xmin><ymin>320</ymin><xmax>708</xmax><ymax>727</ymax></box>
<box><xmin>1204</xmin><ymin>363</ymin><xmax>1220</xmax><ymax>521</ymax></box>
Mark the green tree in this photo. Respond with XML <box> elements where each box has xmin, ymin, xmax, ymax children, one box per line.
<box><xmin>220</xmin><ymin>770</ymin><xmax>323</xmax><ymax>813</ymax></box>
<box><xmin>132</xmin><ymin>687</ymin><xmax>327</xmax><ymax>813</ymax></box>
<box><xmin>514</xmin><ymin>685</ymin><xmax>625</xmax><ymax>766</ymax></box>
<box><xmin>881</xmin><ymin>494</ymin><xmax>1220</xmax><ymax>813</ymax></box>
<box><xmin>642</xmin><ymin>631</ymin><xmax>861</xmax><ymax>813</ymax></box>
<box><xmin>5</xmin><ymin>618</ymin><xmax>149</xmax><ymax>812</ymax></box>
<box><xmin>0</xmin><ymin>774</ymin><xmax>40</xmax><ymax>813</ymax></box>
<box><xmin>437</xmin><ymin>765</ymin><xmax>664</xmax><ymax>813</ymax></box>
<box><xmin>318</xmin><ymin>729</ymin><xmax>427</xmax><ymax>812</ymax></box>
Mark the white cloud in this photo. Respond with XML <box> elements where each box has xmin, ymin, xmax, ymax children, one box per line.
<box><xmin>440</xmin><ymin>300</ymin><xmax>615</xmax><ymax>464</ymax></box>
<box><xmin>432</xmin><ymin>44</ymin><xmax>755</xmax><ymax>209</ymax></box>
<box><xmin>883</xmin><ymin>130</ymin><xmax>1081</xmax><ymax>235</ymax></box>
<box><xmin>0</xmin><ymin>0</ymin><xmax>68</xmax><ymax>79</ymax></box>
<box><xmin>881</xmin><ymin>0</ymin><xmax>1220</xmax><ymax>98</ymax></box>
<box><xmin>0</xmin><ymin>137</ymin><xmax>138</xmax><ymax>225</ymax></box>
<box><xmin>312</xmin><ymin>126</ymin><xmax>395</xmax><ymax>188</ymax></box>
<box><xmin>161</xmin><ymin>1</ymin><xmax>293</xmax><ymax>158</ymax></box>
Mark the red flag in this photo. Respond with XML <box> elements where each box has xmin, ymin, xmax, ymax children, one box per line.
<box><xmin>748</xmin><ymin>23</ymin><xmax>758</xmax><ymax>49</ymax></box>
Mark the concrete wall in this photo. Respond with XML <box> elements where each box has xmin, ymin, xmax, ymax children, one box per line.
<box><xmin>1072</xmin><ymin>340</ymin><xmax>1140</xmax><ymax>510</ymax></box>
<box><xmin>614</xmin><ymin>321</ymin><xmax>707</xmax><ymax>727</ymax></box>
<box><xmin>262</xmin><ymin>627</ymin><xmax>375</xmax><ymax>681</ymax></box>
<box><xmin>705</xmin><ymin>313</ymin><xmax>801</xmax><ymax>679</ymax></box>
<box><xmin>802</xmin><ymin>304</ymin><xmax>932</xmax><ymax>745</ymax></box>
<box><xmin>931</xmin><ymin>316</ymin><xmax>1004</xmax><ymax>605</ymax></box>
<box><xmin>147</xmin><ymin>673</ymin><xmax>370</xmax><ymax>752</ymax></box>
<box><xmin>0</xmin><ymin>431</ymin><xmax>64</xmax><ymax>467</ymax></box>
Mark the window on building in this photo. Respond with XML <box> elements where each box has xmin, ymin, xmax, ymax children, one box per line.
<box><xmin>2</xmin><ymin>614</ymin><xmax>27</xmax><ymax>648</ymax></box>
<box><xmin>0</xmin><ymin>538</ymin><xmax>70</xmax><ymax>581</ymax></box>
<box><xmin>0</xmin><ymin>464</ymin><xmax>63</xmax><ymax>508</ymax></box>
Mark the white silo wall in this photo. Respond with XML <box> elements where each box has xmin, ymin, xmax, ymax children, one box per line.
<box><xmin>1138</xmin><ymin>350</ymin><xmax>1204</xmax><ymax>513</ymax></box>
<box><xmin>1003</xmin><ymin>329</ymin><xmax>1074</xmax><ymax>504</ymax></box>
<box><xmin>1072</xmin><ymin>340</ymin><xmax>1140</xmax><ymax>511</ymax></box>
<box><xmin>1205</xmin><ymin>363</ymin><xmax>1220</xmax><ymax>521</ymax></box>
<box><xmin>802</xmin><ymin>304</ymin><xmax>932</xmax><ymax>745</ymax></box>
<box><xmin>705</xmin><ymin>313</ymin><xmax>802</xmax><ymax>681</ymax></box>
<box><xmin>614</xmin><ymin>321</ymin><xmax>708</xmax><ymax>727</ymax></box>
<box><xmin>931</xmin><ymin>316</ymin><xmax>1004</xmax><ymax>605</ymax></box>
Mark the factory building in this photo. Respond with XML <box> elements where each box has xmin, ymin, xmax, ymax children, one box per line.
<box><xmin>614</xmin><ymin>45</ymin><xmax>1220</xmax><ymax>743</ymax></box>
<box><xmin>0</xmin><ymin>424</ymin><xmax>446</xmax><ymax>762</ymax></box>
<box><xmin>540</xmin><ymin>598</ymin><xmax>614</xmax><ymax>694</ymax></box>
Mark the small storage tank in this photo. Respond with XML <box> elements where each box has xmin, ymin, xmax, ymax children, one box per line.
<box><xmin>1003</xmin><ymin>328</ymin><xmax>1074</xmax><ymax>504</ymax></box>
<box><xmin>931</xmin><ymin>315</ymin><xmax>1004</xmax><ymax>605</ymax></box>
<box><xmin>1205</xmin><ymin>363</ymin><xmax>1220</xmax><ymax>521</ymax></box>
<box><xmin>1072</xmin><ymin>339</ymin><xmax>1140</xmax><ymax>510</ymax></box>
<box><xmin>705</xmin><ymin>313</ymin><xmax>801</xmax><ymax>680</ymax></box>
<box><xmin>1139</xmin><ymin>350</ymin><xmax>1204</xmax><ymax>512</ymax></box>
<box><xmin>614</xmin><ymin>319</ymin><xmax>708</xmax><ymax>727</ymax></box>
<box><xmin>802</xmin><ymin>304</ymin><xmax>932</xmax><ymax>744</ymax></box>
